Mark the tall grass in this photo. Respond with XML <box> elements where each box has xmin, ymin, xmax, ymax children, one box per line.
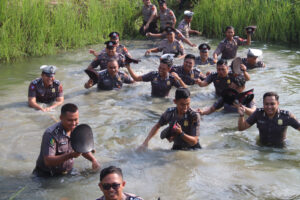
<box><xmin>0</xmin><ymin>0</ymin><xmax>141</xmax><ymax>62</ymax></box>
<box><xmin>192</xmin><ymin>0</ymin><xmax>300</xmax><ymax>43</ymax></box>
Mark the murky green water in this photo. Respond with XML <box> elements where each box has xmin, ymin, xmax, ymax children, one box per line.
<box><xmin>0</xmin><ymin>37</ymin><xmax>300</xmax><ymax>200</ymax></box>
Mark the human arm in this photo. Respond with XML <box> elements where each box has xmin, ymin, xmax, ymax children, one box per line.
<box><xmin>213</xmin><ymin>43</ymin><xmax>223</xmax><ymax>63</ymax></box>
<box><xmin>197</xmin><ymin>106</ymin><xmax>216</xmax><ymax>115</ymax></box>
<box><xmin>125</xmin><ymin>64</ymin><xmax>143</xmax><ymax>81</ymax></box>
<box><xmin>45</xmin><ymin>96</ymin><xmax>64</xmax><ymax>111</ymax></box>
<box><xmin>44</xmin><ymin>151</ymin><xmax>81</xmax><ymax>167</ymax></box>
<box><xmin>89</xmin><ymin>49</ymin><xmax>99</xmax><ymax>57</ymax></box>
<box><xmin>84</xmin><ymin>79</ymin><xmax>94</xmax><ymax>89</ymax></box>
<box><xmin>189</xmin><ymin>29</ymin><xmax>201</xmax><ymax>35</ymax></box>
<box><xmin>144</xmin><ymin>6</ymin><xmax>157</xmax><ymax>31</ymax></box>
<box><xmin>139</xmin><ymin>123</ymin><xmax>161</xmax><ymax>149</ymax></box>
<box><xmin>237</xmin><ymin>105</ymin><xmax>252</xmax><ymax>131</ymax></box>
<box><xmin>182</xmin><ymin>37</ymin><xmax>196</xmax><ymax>47</ymax></box>
<box><xmin>172</xmin><ymin>123</ymin><xmax>199</xmax><ymax>146</ymax></box>
<box><xmin>197</xmin><ymin>79</ymin><xmax>209</xmax><ymax>87</ymax></box>
<box><xmin>171</xmin><ymin>72</ymin><xmax>187</xmax><ymax>88</ymax></box>
<box><xmin>246</xmin><ymin>32</ymin><xmax>251</xmax><ymax>45</ymax></box>
<box><xmin>240</xmin><ymin>64</ymin><xmax>250</xmax><ymax>81</ymax></box>
<box><xmin>146</xmin><ymin>32</ymin><xmax>164</xmax><ymax>38</ymax></box>
<box><xmin>82</xmin><ymin>152</ymin><xmax>100</xmax><ymax>171</ymax></box>
<box><xmin>145</xmin><ymin>48</ymin><xmax>160</xmax><ymax>56</ymax></box>
<box><xmin>28</xmin><ymin>97</ymin><xmax>45</xmax><ymax>112</ymax></box>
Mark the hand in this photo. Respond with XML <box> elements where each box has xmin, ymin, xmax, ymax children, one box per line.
<box><xmin>167</xmin><ymin>135</ymin><xmax>175</xmax><ymax>142</ymax></box>
<box><xmin>194</xmin><ymin>78</ymin><xmax>201</xmax><ymax>85</ymax></box>
<box><xmin>172</xmin><ymin>123</ymin><xmax>182</xmax><ymax>135</ymax></box>
<box><xmin>89</xmin><ymin>49</ymin><xmax>96</xmax><ymax>55</ymax></box>
<box><xmin>146</xmin><ymin>32</ymin><xmax>151</xmax><ymax>37</ymax></box>
<box><xmin>144</xmin><ymin>24</ymin><xmax>149</xmax><ymax>31</ymax></box>
<box><xmin>196</xmin><ymin>31</ymin><xmax>202</xmax><ymax>35</ymax></box>
<box><xmin>70</xmin><ymin>151</ymin><xmax>81</xmax><ymax>158</ymax></box>
<box><xmin>196</xmin><ymin>108</ymin><xmax>203</xmax><ymax>115</ymax></box>
<box><xmin>145</xmin><ymin>50</ymin><xmax>151</xmax><ymax>56</ymax></box>
<box><xmin>191</xmin><ymin>43</ymin><xmax>197</xmax><ymax>47</ymax></box>
<box><xmin>84</xmin><ymin>79</ymin><xmax>94</xmax><ymax>89</ymax></box>
<box><xmin>137</xmin><ymin>143</ymin><xmax>148</xmax><ymax>152</ymax></box>
<box><xmin>213</xmin><ymin>59</ymin><xmax>217</xmax><ymax>64</ymax></box>
<box><xmin>240</xmin><ymin>64</ymin><xmax>247</xmax><ymax>72</ymax></box>
<box><xmin>171</xmin><ymin>72</ymin><xmax>180</xmax><ymax>81</ymax></box>
<box><xmin>237</xmin><ymin>104</ymin><xmax>246</xmax><ymax>116</ymax></box>
<box><xmin>91</xmin><ymin>160</ymin><xmax>101</xmax><ymax>171</ymax></box>
<box><xmin>206</xmin><ymin>71</ymin><xmax>211</xmax><ymax>76</ymax></box>
<box><xmin>44</xmin><ymin>107</ymin><xmax>52</xmax><ymax>112</ymax></box>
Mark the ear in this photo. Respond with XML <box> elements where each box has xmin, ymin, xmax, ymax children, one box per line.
<box><xmin>122</xmin><ymin>181</ymin><xmax>126</xmax><ymax>187</ymax></box>
<box><xmin>99</xmin><ymin>183</ymin><xmax>103</xmax><ymax>191</ymax></box>
<box><xmin>60</xmin><ymin>115</ymin><xmax>63</xmax><ymax>121</ymax></box>
<box><xmin>173</xmin><ymin>99</ymin><xmax>177</xmax><ymax>104</ymax></box>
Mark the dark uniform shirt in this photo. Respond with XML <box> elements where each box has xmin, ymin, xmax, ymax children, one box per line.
<box><xmin>213</xmin><ymin>37</ymin><xmax>247</xmax><ymax>59</ymax></box>
<box><xmin>142</xmin><ymin>71</ymin><xmax>181</xmax><ymax>97</ymax></box>
<box><xmin>158</xmin><ymin>8</ymin><xmax>176</xmax><ymax>30</ymax></box>
<box><xmin>246</xmin><ymin>109</ymin><xmax>300</xmax><ymax>147</ymax></box>
<box><xmin>96</xmin><ymin>192</ymin><xmax>144</xmax><ymax>200</ymax></box>
<box><xmin>195</xmin><ymin>57</ymin><xmax>215</xmax><ymax>65</ymax></box>
<box><xmin>177</xmin><ymin>19</ymin><xmax>190</xmax><ymax>38</ymax></box>
<box><xmin>205</xmin><ymin>72</ymin><xmax>236</xmax><ymax>96</ymax></box>
<box><xmin>97</xmin><ymin>70</ymin><xmax>133</xmax><ymax>90</ymax></box>
<box><xmin>90</xmin><ymin>52</ymin><xmax>125</xmax><ymax>70</ymax></box>
<box><xmin>213</xmin><ymin>97</ymin><xmax>256</xmax><ymax>112</ymax></box>
<box><xmin>28</xmin><ymin>78</ymin><xmax>63</xmax><ymax>104</ymax></box>
<box><xmin>170</xmin><ymin>65</ymin><xmax>204</xmax><ymax>85</ymax></box>
<box><xmin>158</xmin><ymin>107</ymin><xmax>201</xmax><ymax>150</ymax></box>
<box><xmin>158</xmin><ymin>39</ymin><xmax>184</xmax><ymax>57</ymax></box>
<box><xmin>241</xmin><ymin>58</ymin><xmax>265</xmax><ymax>70</ymax></box>
<box><xmin>34</xmin><ymin>122</ymin><xmax>73</xmax><ymax>176</ymax></box>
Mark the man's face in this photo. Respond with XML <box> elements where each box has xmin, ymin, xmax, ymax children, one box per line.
<box><xmin>159</xmin><ymin>3</ymin><xmax>167</xmax><ymax>10</ymax></box>
<box><xmin>183</xmin><ymin>58</ymin><xmax>194</xmax><ymax>73</ymax></box>
<box><xmin>143</xmin><ymin>0</ymin><xmax>151</xmax><ymax>6</ymax></box>
<box><xmin>200</xmin><ymin>51</ymin><xmax>208</xmax><ymax>59</ymax></box>
<box><xmin>41</xmin><ymin>73</ymin><xmax>54</xmax><ymax>87</ymax></box>
<box><xmin>110</xmin><ymin>38</ymin><xmax>119</xmax><ymax>45</ymax></box>
<box><xmin>247</xmin><ymin>56</ymin><xmax>257</xmax><ymax>66</ymax></box>
<box><xmin>106</xmin><ymin>47</ymin><xmax>116</xmax><ymax>57</ymax></box>
<box><xmin>166</xmin><ymin>32</ymin><xmax>175</xmax><ymax>42</ymax></box>
<box><xmin>216</xmin><ymin>64</ymin><xmax>229</xmax><ymax>77</ymax></box>
<box><xmin>174</xmin><ymin>98</ymin><xmax>191</xmax><ymax>115</ymax></box>
<box><xmin>107</xmin><ymin>61</ymin><xmax>119</xmax><ymax>77</ymax></box>
<box><xmin>60</xmin><ymin>111</ymin><xmax>79</xmax><ymax>133</ymax></box>
<box><xmin>263</xmin><ymin>96</ymin><xmax>279</xmax><ymax>117</ymax></box>
<box><xmin>158</xmin><ymin>63</ymin><xmax>170</xmax><ymax>77</ymax></box>
<box><xmin>185</xmin><ymin>16</ymin><xmax>192</xmax><ymax>23</ymax></box>
<box><xmin>99</xmin><ymin>173</ymin><xmax>125</xmax><ymax>200</ymax></box>
<box><xmin>229</xmin><ymin>82</ymin><xmax>244</xmax><ymax>93</ymax></box>
<box><xmin>225</xmin><ymin>28</ymin><xmax>234</xmax><ymax>39</ymax></box>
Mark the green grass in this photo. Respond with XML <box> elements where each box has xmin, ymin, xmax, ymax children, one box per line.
<box><xmin>192</xmin><ymin>0</ymin><xmax>300</xmax><ymax>43</ymax></box>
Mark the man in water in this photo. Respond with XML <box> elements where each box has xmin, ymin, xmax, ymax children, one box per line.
<box><xmin>140</xmin><ymin>0</ymin><xmax>158</xmax><ymax>35</ymax></box>
<box><xmin>126</xmin><ymin>54</ymin><xmax>186</xmax><ymax>97</ymax></box>
<box><xmin>157</xmin><ymin>0</ymin><xmax>176</xmax><ymax>32</ymax></box>
<box><xmin>237</xmin><ymin>92</ymin><xmax>300</xmax><ymax>147</ymax></box>
<box><xmin>231</xmin><ymin>48</ymin><xmax>265</xmax><ymax>71</ymax></box>
<box><xmin>145</xmin><ymin>27</ymin><xmax>185</xmax><ymax>58</ymax></box>
<box><xmin>213</xmin><ymin>26</ymin><xmax>251</xmax><ymax>62</ymax></box>
<box><xmin>85</xmin><ymin>59</ymin><xmax>134</xmax><ymax>90</ymax></box>
<box><xmin>96</xmin><ymin>166</ymin><xmax>144</xmax><ymax>200</ymax></box>
<box><xmin>33</xmin><ymin>103</ymin><xmax>100</xmax><ymax>177</ymax></box>
<box><xmin>28</xmin><ymin>65</ymin><xmax>64</xmax><ymax>112</ymax></box>
<box><xmin>139</xmin><ymin>87</ymin><xmax>201</xmax><ymax>150</ymax></box>
<box><xmin>177</xmin><ymin>10</ymin><xmax>201</xmax><ymax>38</ymax></box>
<box><xmin>195</xmin><ymin>43</ymin><xmax>215</xmax><ymax>65</ymax></box>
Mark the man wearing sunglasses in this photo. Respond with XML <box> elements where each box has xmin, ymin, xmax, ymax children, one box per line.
<box><xmin>97</xmin><ymin>166</ymin><xmax>143</xmax><ymax>200</ymax></box>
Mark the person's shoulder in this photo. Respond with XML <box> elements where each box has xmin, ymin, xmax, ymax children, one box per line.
<box><xmin>30</xmin><ymin>78</ymin><xmax>42</xmax><ymax>85</ymax></box>
<box><xmin>45</xmin><ymin>122</ymin><xmax>62</xmax><ymax>136</ymax></box>
<box><xmin>124</xmin><ymin>192</ymin><xmax>144</xmax><ymax>200</ymax></box>
<box><xmin>279</xmin><ymin>109</ymin><xmax>290</xmax><ymax>116</ymax></box>
<box><xmin>208</xmin><ymin>72</ymin><xmax>218</xmax><ymax>77</ymax></box>
<box><xmin>165</xmin><ymin>107</ymin><xmax>176</xmax><ymax>113</ymax></box>
<box><xmin>220</xmin><ymin>38</ymin><xmax>227</xmax><ymax>44</ymax></box>
<box><xmin>188</xmin><ymin>108</ymin><xmax>200</xmax><ymax>118</ymax></box>
<box><xmin>53</xmin><ymin>79</ymin><xmax>61</xmax><ymax>86</ymax></box>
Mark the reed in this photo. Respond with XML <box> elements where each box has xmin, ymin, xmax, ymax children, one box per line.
<box><xmin>192</xmin><ymin>0</ymin><xmax>300</xmax><ymax>43</ymax></box>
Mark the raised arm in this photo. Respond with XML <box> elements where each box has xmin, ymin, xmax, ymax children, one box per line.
<box><xmin>125</xmin><ymin>64</ymin><xmax>143</xmax><ymax>81</ymax></box>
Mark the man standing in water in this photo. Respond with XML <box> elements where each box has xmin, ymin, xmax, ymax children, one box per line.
<box><xmin>139</xmin><ymin>88</ymin><xmax>201</xmax><ymax>150</ymax></box>
<box><xmin>33</xmin><ymin>103</ymin><xmax>100</xmax><ymax>177</ymax></box>
<box><xmin>97</xmin><ymin>166</ymin><xmax>144</xmax><ymax>200</ymax></box>
<box><xmin>28</xmin><ymin>65</ymin><xmax>64</xmax><ymax>112</ymax></box>
<box><xmin>140</xmin><ymin>0</ymin><xmax>158</xmax><ymax>35</ymax></box>
<box><xmin>157</xmin><ymin>0</ymin><xmax>176</xmax><ymax>31</ymax></box>
<box><xmin>237</xmin><ymin>92</ymin><xmax>300</xmax><ymax>147</ymax></box>
<box><xmin>195</xmin><ymin>43</ymin><xmax>215</xmax><ymax>65</ymax></box>
<box><xmin>177</xmin><ymin>10</ymin><xmax>201</xmax><ymax>38</ymax></box>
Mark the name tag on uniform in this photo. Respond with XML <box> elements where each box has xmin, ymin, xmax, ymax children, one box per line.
<box><xmin>227</xmin><ymin>79</ymin><xmax>231</xmax><ymax>84</ymax></box>
<box><xmin>154</xmin><ymin>78</ymin><xmax>157</xmax><ymax>81</ymax></box>
<box><xmin>184</xmin><ymin>120</ymin><xmax>188</xmax><ymax>127</ymax></box>
<box><xmin>60</xmin><ymin>141</ymin><xmax>67</xmax><ymax>145</ymax></box>
<box><xmin>278</xmin><ymin>119</ymin><xmax>283</xmax><ymax>125</ymax></box>
<box><xmin>52</xmin><ymin>88</ymin><xmax>56</xmax><ymax>93</ymax></box>
<box><xmin>167</xmin><ymin>81</ymin><xmax>171</xmax><ymax>86</ymax></box>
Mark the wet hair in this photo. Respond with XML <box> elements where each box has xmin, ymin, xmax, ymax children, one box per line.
<box><xmin>100</xmin><ymin>166</ymin><xmax>123</xmax><ymax>181</ymax></box>
<box><xmin>61</xmin><ymin>103</ymin><xmax>78</xmax><ymax>115</ymax></box>
<box><xmin>175</xmin><ymin>88</ymin><xmax>190</xmax><ymax>100</ymax></box>
<box><xmin>184</xmin><ymin>54</ymin><xmax>195</xmax><ymax>61</ymax></box>
<box><xmin>231</xmin><ymin>75</ymin><xmax>246</xmax><ymax>87</ymax></box>
<box><xmin>107</xmin><ymin>59</ymin><xmax>119</xmax><ymax>67</ymax></box>
<box><xmin>263</xmin><ymin>92</ymin><xmax>279</xmax><ymax>101</ymax></box>
<box><xmin>217</xmin><ymin>59</ymin><xmax>228</xmax><ymax>66</ymax></box>
<box><xmin>225</xmin><ymin>26</ymin><xmax>234</xmax><ymax>32</ymax></box>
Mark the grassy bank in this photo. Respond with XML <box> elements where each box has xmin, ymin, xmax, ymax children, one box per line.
<box><xmin>0</xmin><ymin>0</ymin><xmax>141</xmax><ymax>62</ymax></box>
<box><xmin>192</xmin><ymin>0</ymin><xmax>300</xmax><ymax>43</ymax></box>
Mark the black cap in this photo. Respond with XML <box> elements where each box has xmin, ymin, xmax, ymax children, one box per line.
<box><xmin>175</xmin><ymin>87</ymin><xmax>190</xmax><ymax>100</ymax></box>
<box><xmin>158</xmin><ymin>0</ymin><xmax>166</xmax><ymax>5</ymax></box>
<box><xmin>165</xmin><ymin>27</ymin><xmax>176</xmax><ymax>34</ymax></box>
<box><xmin>105</xmin><ymin>41</ymin><xmax>117</xmax><ymax>49</ymax></box>
<box><xmin>71</xmin><ymin>124</ymin><xmax>95</xmax><ymax>153</ymax></box>
<box><xmin>217</xmin><ymin>59</ymin><xmax>228</xmax><ymax>66</ymax></box>
<box><xmin>198</xmin><ymin>43</ymin><xmax>211</xmax><ymax>52</ymax></box>
<box><xmin>109</xmin><ymin>32</ymin><xmax>120</xmax><ymax>39</ymax></box>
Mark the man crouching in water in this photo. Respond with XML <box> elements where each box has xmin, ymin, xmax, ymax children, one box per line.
<box><xmin>139</xmin><ymin>88</ymin><xmax>201</xmax><ymax>150</ymax></box>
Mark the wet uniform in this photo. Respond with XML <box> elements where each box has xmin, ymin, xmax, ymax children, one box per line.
<box><xmin>214</xmin><ymin>37</ymin><xmax>247</xmax><ymax>59</ymax></box>
<box><xmin>28</xmin><ymin>78</ymin><xmax>63</xmax><ymax>104</ymax></box>
<box><xmin>170</xmin><ymin>65</ymin><xmax>205</xmax><ymax>85</ymax></box>
<box><xmin>90</xmin><ymin>52</ymin><xmax>125</xmax><ymax>70</ymax></box>
<box><xmin>158</xmin><ymin>8</ymin><xmax>176</xmax><ymax>31</ymax></box>
<box><xmin>159</xmin><ymin>107</ymin><xmax>201</xmax><ymax>150</ymax></box>
<box><xmin>33</xmin><ymin>122</ymin><xmax>73</xmax><ymax>177</ymax></box>
<box><xmin>141</xmin><ymin>71</ymin><xmax>181</xmax><ymax>97</ymax></box>
<box><xmin>213</xmin><ymin>97</ymin><xmax>256</xmax><ymax>112</ymax></box>
<box><xmin>158</xmin><ymin>39</ymin><xmax>184</xmax><ymax>57</ymax></box>
<box><xmin>205</xmin><ymin>72</ymin><xmax>237</xmax><ymax>96</ymax></box>
<box><xmin>177</xmin><ymin>19</ymin><xmax>190</xmax><ymax>38</ymax></box>
<box><xmin>246</xmin><ymin>109</ymin><xmax>300</xmax><ymax>147</ymax></box>
<box><xmin>195</xmin><ymin>57</ymin><xmax>215</xmax><ymax>65</ymax></box>
<box><xmin>140</xmin><ymin>4</ymin><xmax>158</xmax><ymax>34</ymax></box>
<box><xmin>96</xmin><ymin>192</ymin><xmax>144</xmax><ymax>200</ymax></box>
<box><xmin>241</xmin><ymin>58</ymin><xmax>265</xmax><ymax>70</ymax></box>
<box><xmin>96</xmin><ymin>70</ymin><xmax>133</xmax><ymax>90</ymax></box>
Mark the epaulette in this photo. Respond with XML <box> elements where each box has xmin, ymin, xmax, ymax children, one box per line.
<box><xmin>210</xmin><ymin>72</ymin><xmax>218</xmax><ymax>76</ymax></box>
<box><xmin>279</xmin><ymin>110</ymin><xmax>289</xmax><ymax>115</ymax></box>
<box><xmin>257</xmin><ymin>108</ymin><xmax>264</xmax><ymax>112</ymax></box>
<box><xmin>53</xmin><ymin>80</ymin><xmax>60</xmax><ymax>86</ymax></box>
<box><xmin>32</xmin><ymin>78</ymin><xmax>41</xmax><ymax>85</ymax></box>
<box><xmin>166</xmin><ymin>107</ymin><xmax>176</xmax><ymax>112</ymax></box>
<box><xmin>220</xmin><ymin>39</ymin><xmax>226</xmax><ymax>43</ymax></box>
<box><xmin>129</xmin><ymin>197</ymin><xmax>142</xmax><ymax>200</ymax></box>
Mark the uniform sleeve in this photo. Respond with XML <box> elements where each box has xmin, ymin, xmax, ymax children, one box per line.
<box><xmin>122</xmin><ymin>73</ymin><xmax>134</xmax><ymax>84</ymax></box>
<box><xmin>157</xmin><ymin>41</ymin><xmax>165</xmax><ymax>52</ymax></box>
<box><xmin>171</xmin><ymin>77</ymin><xmax>181</xmax><ymax>88</ymax></box>
<box><xmin>57</xmin><ymin>84</ymin><xmax>63</xmax><ymax>97</ymax></box>
<box><xmin>213</xmin><ymin>42</ymin><xmax>224</xmax><ymax>56</ymax></box>
<box><xmin>213</xmin><ymin>98</ymin><xmax>224</xmax><ymax>110</ymax></box>
<box><xmin>150</xmin><ymin>5</ymin><xmax>156</xmax><ymax>15</ymax></box>
<box><xmin>90</xmin><ymin>58</ymin><xmax>101</xmax><ymax>68</ymax></box>
<box><xmin>158</xmin><ymin>110</ymin><xmax>170</xmax><ymax>126</ymax></box>
<box><xmin>28</xmin><ymin>82</ymin><xmax>37</xmax><ymax>97</ymax></box>
<box><xmin>169</xmin><ymin>10</ymin><xmax>176</xmax><ymax>21</ymax></box>
<box><xmin>205</xmin><ymin>73</ymin><xmax>215</xmax><ymax>84</ymax></box>
<box><xmin>177</xmin><ymin>21</ymin><xmax>184</xmax><ymax>32</ymax></box>
<box><xmin>246</xmin><ymin>109</ymin><xmax>259</xmax><ymax>126</ymax></box>
<box><xmin>287</xmin><ymin>113</ymin><xmax>300</xmax><ymax>130</ymax></box>
<box><xmin>41</xmin><ymin>131</ymin><xmax>57</xmax><ymax>157</ymax></box>
<box><xmin>178</xmin><ymin>43</ymin><xmax>184</xmax><ymax>56</ymax></box>
<box><xmin>190</xmin><ymin>113</ymin><xmax>200</xmax><ymax>136</ymax></box>
<box><xmin>142</xmin><ymin>72</ymin><xmax>155</xmax><ymax>82</ymax></box>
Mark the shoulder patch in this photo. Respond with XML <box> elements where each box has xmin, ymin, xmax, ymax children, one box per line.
<box><xmin>167</xmin><ymin>107</ymin><xmax>176</xmax><ymax>112</ymax></box>
<box><xmin>49</xmin><ymin>137</ymin><xmax>55</xmax><ymax>147</ymax></box>
<box><xmin>54</xmin><ymin>80</ymin><xmax>60</xmax><ymax>85</ymax></box>
<box><xmin>280</xmin><ymin>110</ymin><xmax>289</xmax><ymax>115</ymax></box>
<box><xmin>258</xmin><ymin>108</ymin><xmax>264</xmax><ymax>112</ymax></box>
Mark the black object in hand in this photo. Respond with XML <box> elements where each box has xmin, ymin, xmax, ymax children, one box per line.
<box><xmin>245</xmin><ymin>25</ymin><xmax>257</xmax><ymax>34</ymax></box>
<box><xmin>84</xmin><ymin>69</ymin><xmax>98</xmax><ymax>84</ymax></box>
<box><xmin>71</xmin><ymin>124</ymin><xmax>95</xmax><ymax>153</ymax></box>
<box><xmin>125</xmin><ymin>55</ymin><xmax>141</xmax><ymax>64</ymax></box>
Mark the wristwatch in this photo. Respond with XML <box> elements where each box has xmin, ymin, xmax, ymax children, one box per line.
<box><xmin>179</xmin><ymin>132</ymin><xmax>185</xmax><ymax>138</ymax></box>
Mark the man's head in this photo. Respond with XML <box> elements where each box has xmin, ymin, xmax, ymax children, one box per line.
<box><xmin>165</xmin><ymin>27</ymin><xmax>175</xmax><ymax>42</ymax></box>
<box><xmin>174</xmin><ymin>88</ymin><xmax>191</xmax><ymax>115</ymax></box>
<box><xmin>263</xmin><ymin>92</ymin><xmax>279</xmax><ymax>117</ymax></box>
<box><xmin>99</xmin><ymin>166</ymin><xmax>125</xmax><ymax>200</ymax></box>
<box><xmin>60</xmin><ymin>103</ymin><xmax>79</xmax><ymax>133</ymax></box>
<box><xmin>183</xmin><ymin>54</ymin><xmax>195</xmax><ymax>73</ymax></box>
<box><xmin>105</xmin><ymin>41</ymin><xmax>117</xmax><ymax>57</ymax></box>
<box><xmin>40</xmin><ymin>65</ymin><xmax>56</xmax><ymax>87</ymax></box>
<box><xmin>158</xmin><ymin>0</ymin><xmax>166</xmax><ymax>9</ymax></box>
<box><xmin>143</xmin><ymin>0</ymin><xmax>151</xmax><ymax>6</ymax></box>
<box><xmin>225</xmin><ymin>26</ymin><xmax>235</xmax><ymax>40</ymax></box>
<box><xmin>216</xmin><ymin>59</ymin><xmax>229</xmax><ymax>78</ymax></box>
<box><xmin>109</xmin><ymin>32</ymin><xmax>120</xmax><ymax>44</ymax></box>
<box><xmin>107</xmin><ymin>59</ymin><xmax>119</xmax><ymax>77</ymax></box>
<box><xmin>230</xmin><ymin>75</ymin><xmax>246</xmax><ymax>93</ymax></box>
<box><xmin>165</xmin><ymin>21</ymin><xmax>174</xmax><ymax>28</ymax></box>
<box><xmin>159</xmin><ymin>54</ymin><xmax>173</xmax><ymax>77</ymax></box>
<box><xmin>183</xmin><ymin>10</ymin><xmax>194</xmax><ymax>23</ymax></box>
<box><xmin>247</xmin><ymin>49</ymin><xmax>262</xmax><ymax>66</ymax></box>
<box><xmin>198</xmin><ymin>43</ymin><xmax>211</xmax><ymax>59</ymax></box>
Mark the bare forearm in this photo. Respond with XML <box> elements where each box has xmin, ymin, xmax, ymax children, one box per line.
<box><xmin>28</xmin><ymin>98</ymin><xmax>44</xmax><ymax>111</ymax></box>
<box><xmin>244</xmin><ymin>106</ymin><xmax>256</xmax><ymax>116</ymax></box>
<box><xmin>246</xmin><ymin>34</ymin><xmax>251</xmax><ymax>45</ymax></box>
<box><xmin>181</xmin><ymin>133</ymin><xmax>198</xmax><ymax>146</ymax></box>
<box><xmin>182</xmin><ymin>37</ymin><xmax>195</xmax><ymax>47</ymax></box>
<box><xmin>44</xmin><ymin>153</ymin><xmax>73</xmax><ymax>167</ymax></box>
<box><xmin>243</xmin><ymin>71</ymin><xmax>250</xmax><ymax>81</ymax></box>
<box><xmin>126</xmin><ymin>65</ymin><xmax>142</xmax><ymax>81</ymax></box>
<box><xmin>238</xmin><ymin>116</ymin><xmax>248</xmax><ymax>131</ymax></box>
<box><xmin>49</xmin><ymin>97</ymin><xmax>64</xmax><ymax>109</ymax></box>
<box><xmin>143</xmin><ymin>123</ymin><xmax>160</xmax><ymax>146</ymax></box>
<box><xmin>82</xmin><ymin>152</ymin><xmax>97</xmax><ymax>162</ymax></box>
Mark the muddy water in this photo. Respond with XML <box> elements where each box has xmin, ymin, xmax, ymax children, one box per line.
<box><xmin>0</xmin><ymin>37</ymin><xmax>300</xmax><ymax>200</ymax></box>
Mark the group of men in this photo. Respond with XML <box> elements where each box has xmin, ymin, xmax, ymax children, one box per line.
<box><xmin>26</xmin><ymin>1</ymin><xmax>300</xmax><ymax>199</ymax></box>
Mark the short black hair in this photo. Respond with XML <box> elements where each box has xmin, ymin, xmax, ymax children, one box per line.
<box><xmin>61</xmin><ymin>103</ymin><xmax>78</xmax><ymax>115</ymax></box>
<box><xmin>184</xmin><ymin>54</ymin><xmax>195</xmax><ymax>61</ymax></box>
<box><xmin>231</xmin><ymin>75</ymin><xmax>246</xmax><ymax>87</ymax></box>
<box><xmin>225</xmin><ymin>26</ymin><xmax>234</xmax><ymax>32</ymax></box>
<box><xmin>217</xmin><ymin>59</ymin><xmax>228</xmax><ymax>66</ymax></box>
<box><xmin>100</xmin><ymin>166</ymin><xmax>123</xmax><ymax>181</ymax></box>
<box><xmin>263</xmin><ymin>92</ymin><xmax>279</xmax><ymax>101</ymax></box>
<box><xmin>175</xmin><ymin>88</ymin><xmax>190</xmax><ymax>100</ymax></box>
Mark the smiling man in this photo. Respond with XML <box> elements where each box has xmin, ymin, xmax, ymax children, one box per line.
<box><xmin>238</xmin><ymin>92</ymin><xmax>300</xmax><ymax>147</ymax></box>
<box><xmin>97</xmin><ymin>166</ymin><xmax>143</xmax><ymax>200</ymax></box>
